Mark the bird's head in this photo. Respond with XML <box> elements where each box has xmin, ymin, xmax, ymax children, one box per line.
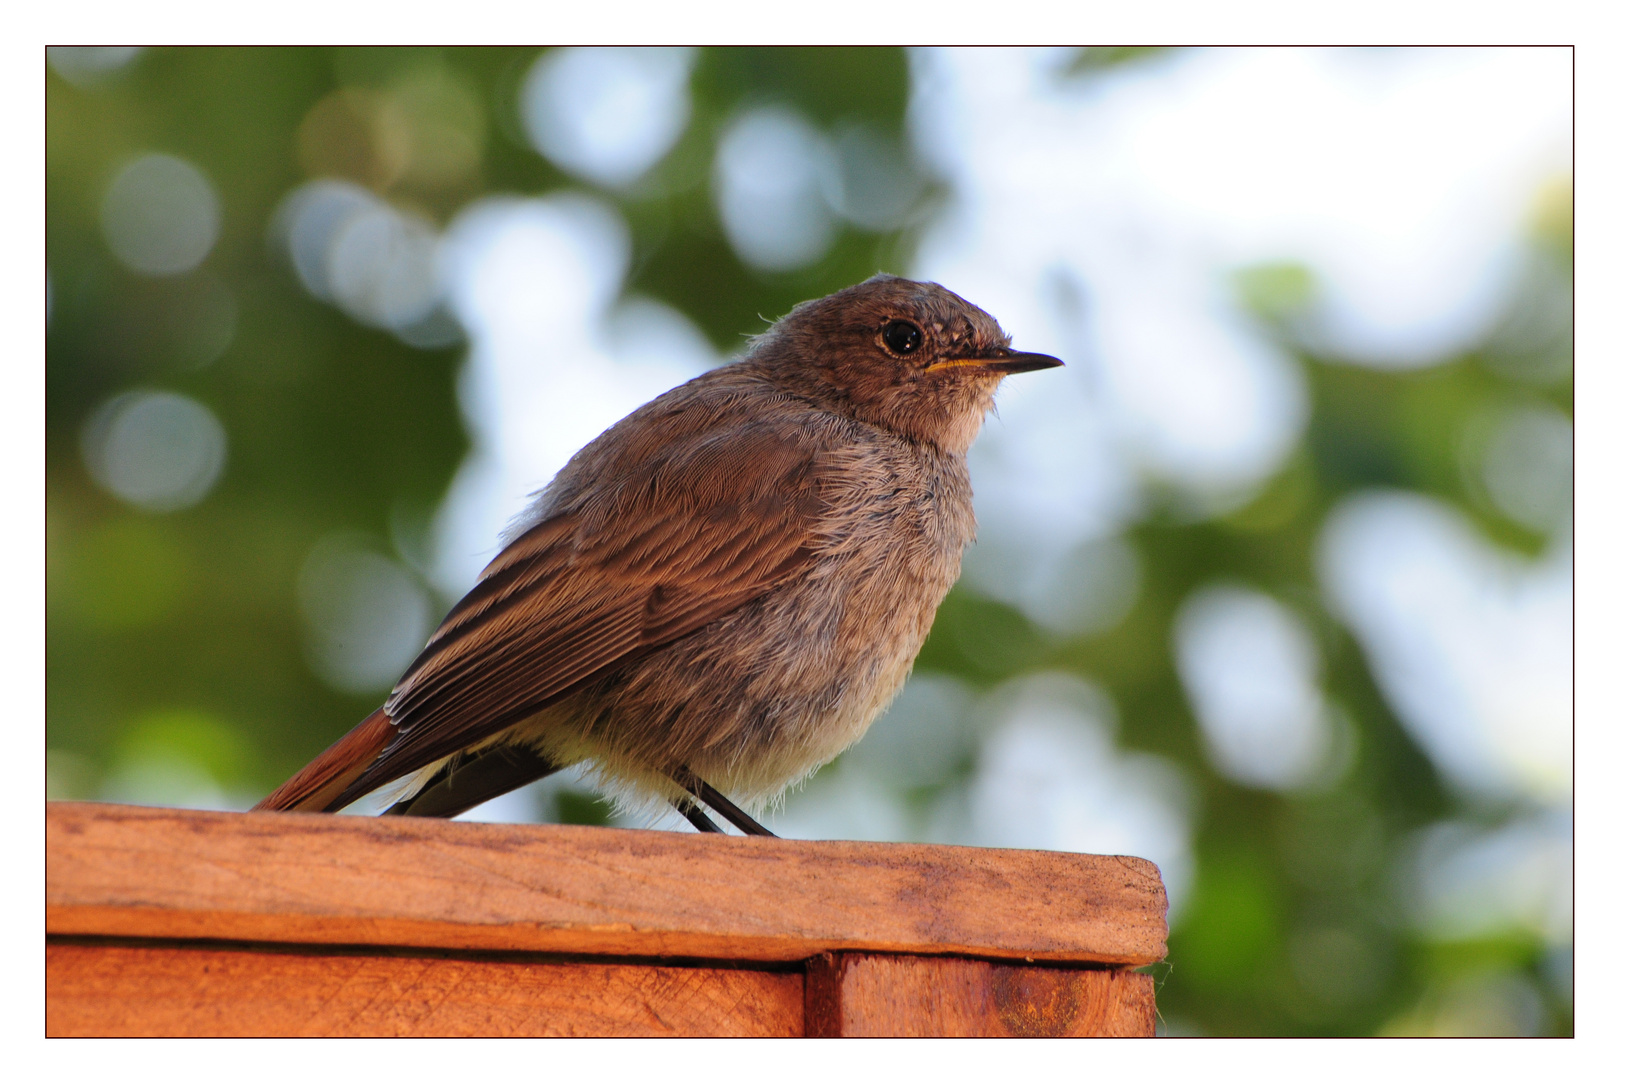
<box><xmin>746</xmin><ymin>274</ymin><xmax>1062</xmax><ymax>454</ymax></box>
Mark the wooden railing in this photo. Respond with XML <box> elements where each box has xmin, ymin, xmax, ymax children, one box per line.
<box><xmin>46</xmin><ymin>801</ymin><xmax>1167</xmax><ymax>1036</ymax></box>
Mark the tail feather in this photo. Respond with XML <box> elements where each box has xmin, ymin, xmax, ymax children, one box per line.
<box><xmin>385</xmin><ymin>744</ymin><xmax>562</xmax><ymax>820</ymax></box>
<box><xmin>254</xmin><ymin>709</ymin><xmax>395</xmax><ymax>812</ymax></box>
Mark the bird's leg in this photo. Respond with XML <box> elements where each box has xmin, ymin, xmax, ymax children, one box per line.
<box><xmin>673</xmin><ymin>796</ymin><xmax>724</xmax><ymax>833</ymax></box>
<box><xmin>671</xmin><ymin>766</ymin><xmax>777</xmax><ymax>837</ymax></box>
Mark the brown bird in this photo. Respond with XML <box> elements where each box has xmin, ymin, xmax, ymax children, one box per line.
<box><xmin>256</xmin><ymin>274</ymin><xmax>1061</xmax><ymax>834</ymax></box>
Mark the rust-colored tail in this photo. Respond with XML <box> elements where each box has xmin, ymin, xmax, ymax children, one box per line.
<box><xmin>254</xmin><ymin>709</ymin><xmax>395</xmax><ymax>812</ymax></box>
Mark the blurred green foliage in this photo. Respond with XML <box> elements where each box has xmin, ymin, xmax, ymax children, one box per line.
<box><xmin>46</xmin><ymin>47</ymin><xmax>1571</xmax><ymax>1036</ymax></box>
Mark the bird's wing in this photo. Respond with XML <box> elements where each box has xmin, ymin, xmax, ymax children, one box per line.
<box><xmin>330</xmin><ymin>415</ymin><xmax>832</xmax><ymax>806</ymax></box>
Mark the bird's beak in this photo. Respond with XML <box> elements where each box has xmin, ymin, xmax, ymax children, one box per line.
<box><xmin>925</xmin><ymin>350</ymin><xmax>1065</xmax><ymax>375</ymax></box>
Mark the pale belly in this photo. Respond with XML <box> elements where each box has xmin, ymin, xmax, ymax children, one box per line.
<box><xmin>521</xmin><ymin>462</ymin><xmax>973</xmax><ymax>811</ymax></box>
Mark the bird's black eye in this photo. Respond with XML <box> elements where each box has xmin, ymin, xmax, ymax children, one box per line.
<box><xmin>881</xmin><ymin>319</ymin><xmax>923</xmax><ymax>356</ymax></box>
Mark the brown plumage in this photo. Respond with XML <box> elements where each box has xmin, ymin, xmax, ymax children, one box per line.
<box><xmin>256</xmin><ymin>274</ymin><xmax>1061</xmax><ymax>831</ymax></box>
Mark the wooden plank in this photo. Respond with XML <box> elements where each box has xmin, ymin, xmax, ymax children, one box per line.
<box><xmin>805</xmin><ymin>953</ymin><xmax>1155</xmax><ymax>1037</ymax></box>
<box><xmin>47</xmin><ymin>803</ymin><xmax>1167</xmax><ymax>966</ymax></box>
<box><xmin>46</xmin><ymin>941</ymin><xmax>802</xmax><ymax>1037</ymax></box>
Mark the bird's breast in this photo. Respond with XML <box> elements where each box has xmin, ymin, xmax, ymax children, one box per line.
<box><xmin>536</xmin><ymin>430</ymin><xmax>977</xmax><ymax>808</ymax></box>
<box><xmin>733</xmin><ymin>441</ymin><xmax>975</xmax><ymax>784</ymax></box>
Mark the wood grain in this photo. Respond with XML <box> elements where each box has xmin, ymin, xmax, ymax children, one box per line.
<box><xmin>47</xmin><ymin>802</ymin><xmax>1167</xmax><ymax>966</ymax></box>
<box><xmin>805</xmin><ymin>953</ymin><xmax>1155</xmax><ymax>1037</ymax></box>
<box><xmin>46</xmin><ymin>942</ymin><xmax>802</xmax><ymax>1037</ymax></box>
